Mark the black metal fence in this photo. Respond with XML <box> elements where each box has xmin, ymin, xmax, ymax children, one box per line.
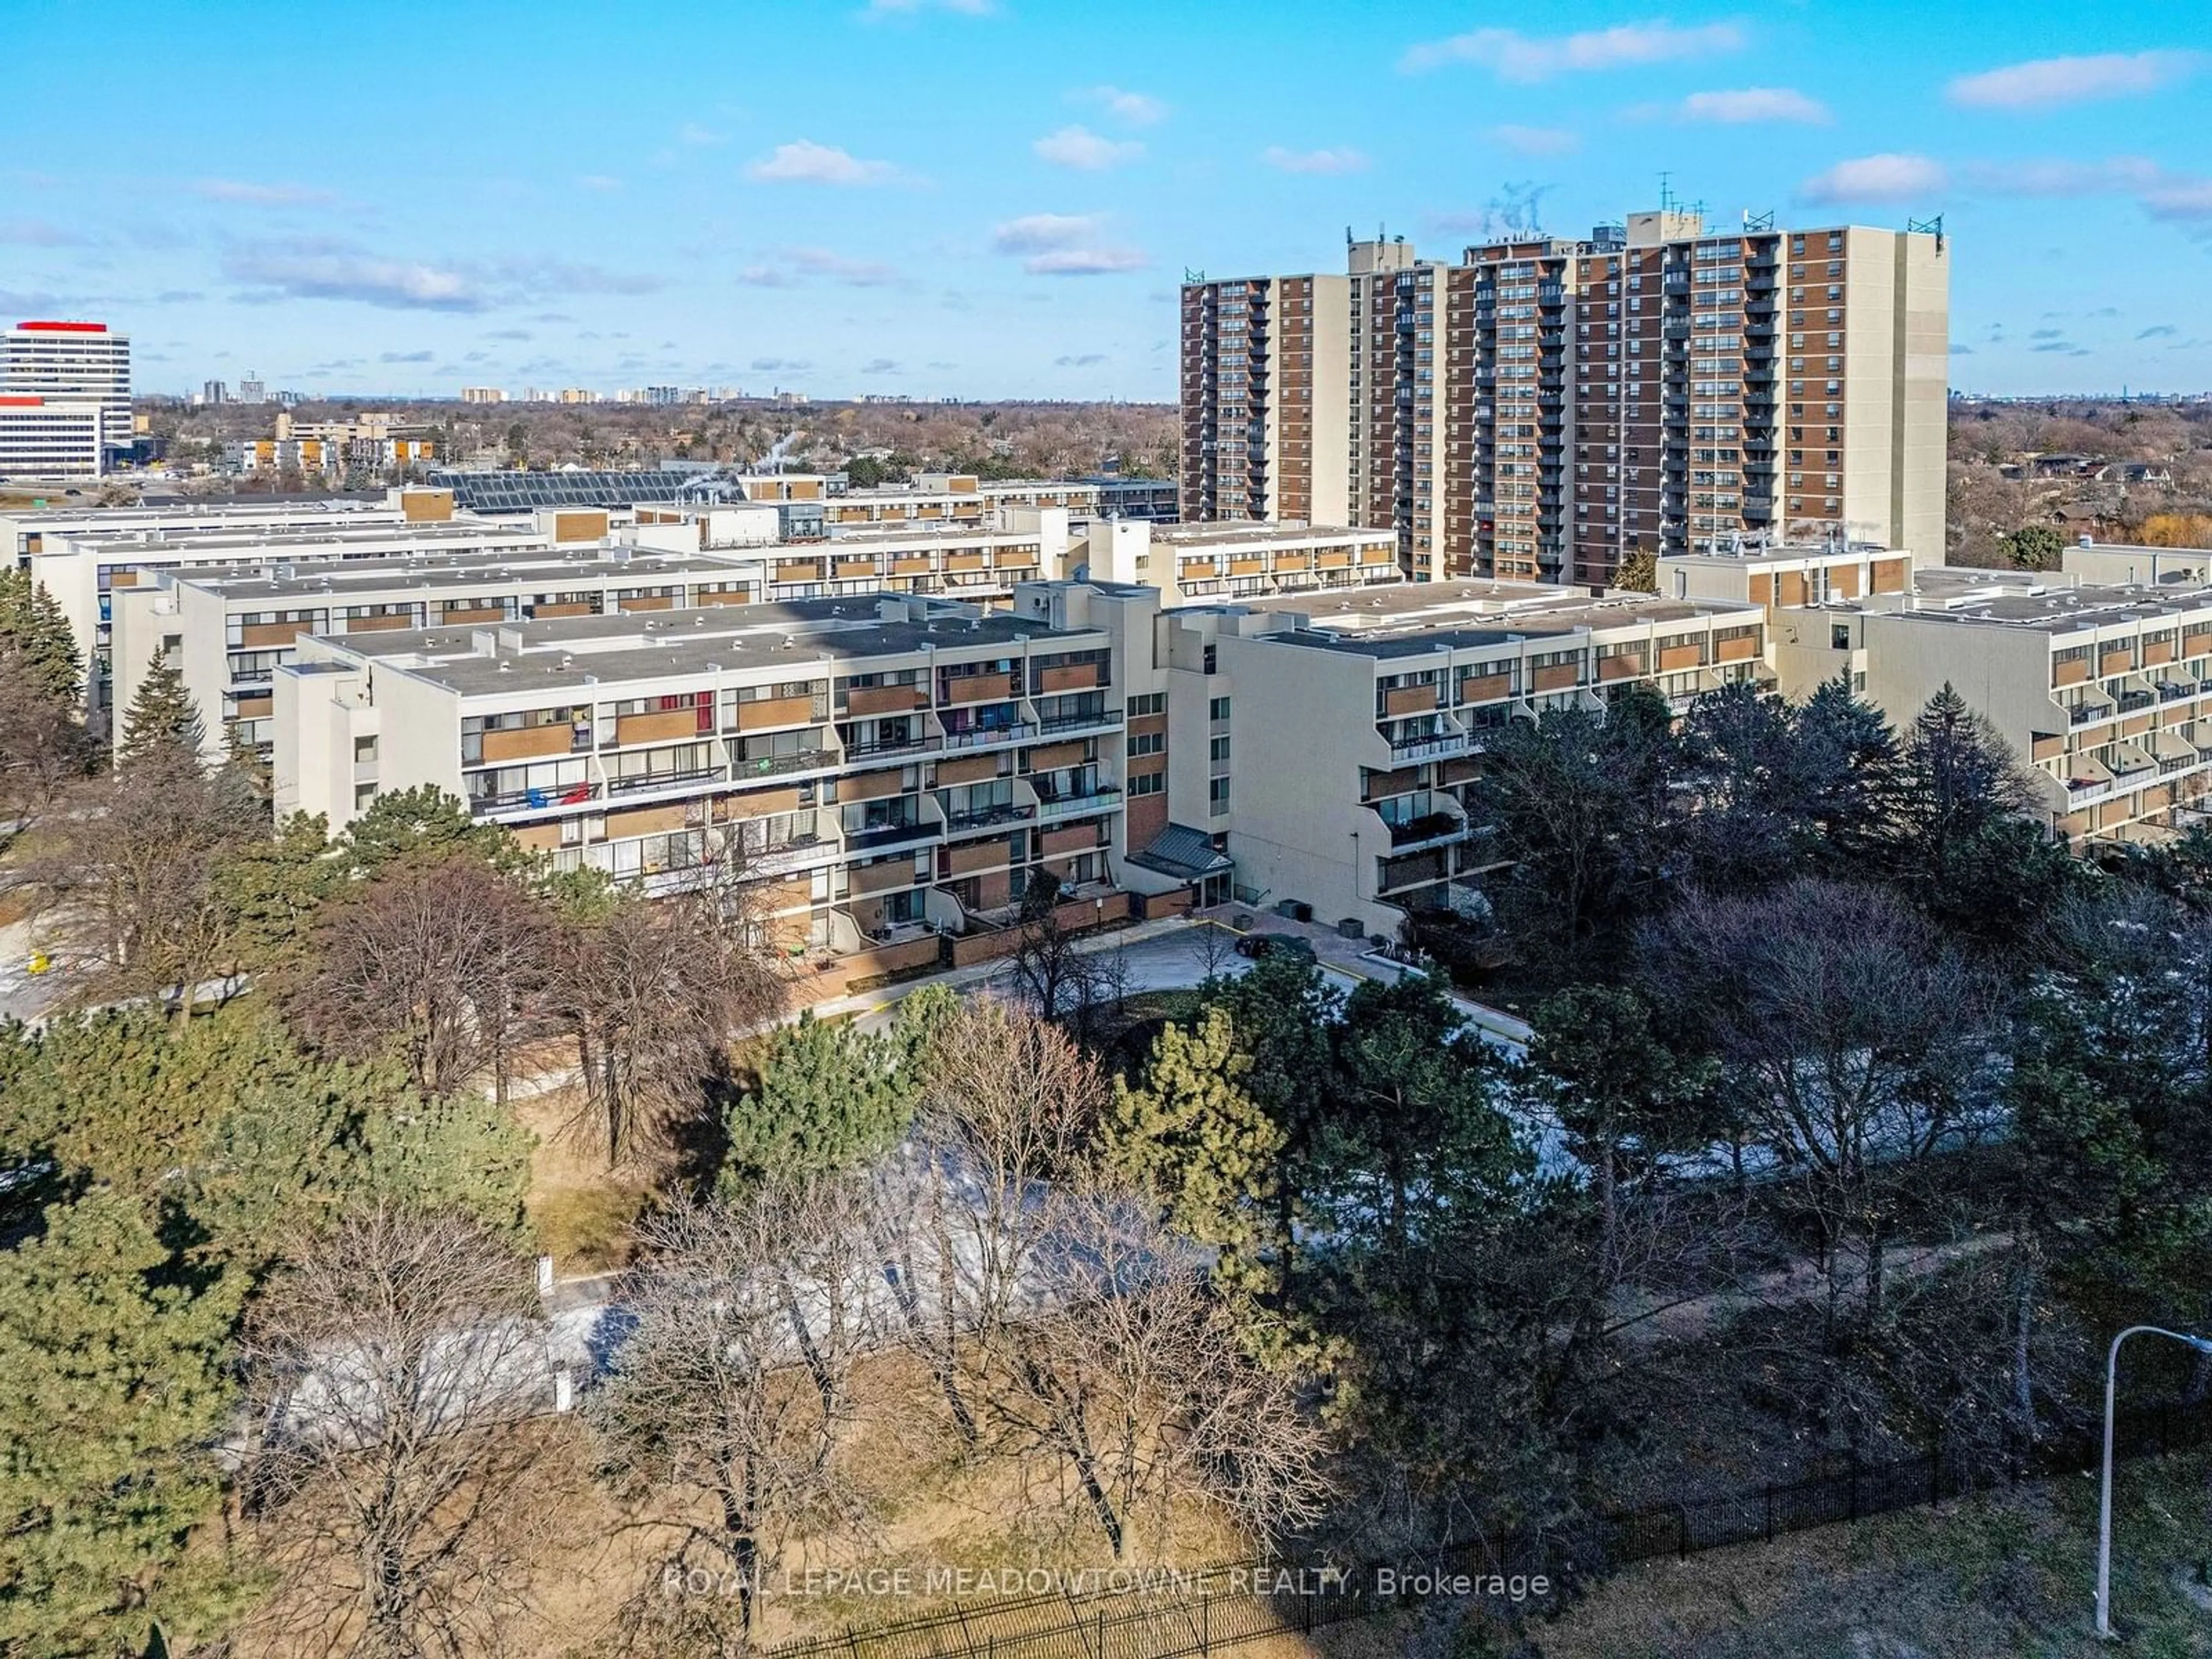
<box><xmin>766</xmin><ymin>1400</ymin><xmax>2212</xmax><ymax>1659</ymax></box>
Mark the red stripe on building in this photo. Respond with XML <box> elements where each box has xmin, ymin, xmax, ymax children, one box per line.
<box><xmin>15</xmin><ymin>320</ymin><xmax>109</xmax><ymax>333</ymax></box>
<box><xmin>0</xmin><ymin>396</ymin><xmax>46</xmax><ymax>406</ymax></box>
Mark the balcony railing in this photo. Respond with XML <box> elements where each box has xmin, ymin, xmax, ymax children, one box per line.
<box><xmin>940</xmin><ymin>722</ymin><xmax>1036</xmax><ymax>751</ymax></box>
<box><xmin>942</xmin><ymin>804</ymin><xmax>1032</xmax><ymax>833</ymax></box>
<box><xmin>843</xmin><ymin>733</ymin><xmax>938</xmax><ymax>759</ymax></box>
<box><xmin>1035</xmin><ymin>708</ymin><xmax>1122</xmax><ymax>735</ymax></box>
<box><xmin>1035</xmin><ymin>787</ymin><xmax>1123</xmax><ymax>820</ymax></box>
<box><xmin>731</xmin><ymin>748</ymin><xmax>835</xmax><ymax>778</ymax></box>
<box><xmin>604</xmin><ymin>765</ymin><xmax>721</xmax><ymax>800</ymax></box>
<box><xmin>844</xmin><ymin>820</ymin><xmax>934</xmax><ymax>852</ymax></box>
<box><xmin>1388</xmin><ymin>732</ymin><xmax>1469</xmax><ymax>761</ymax></box>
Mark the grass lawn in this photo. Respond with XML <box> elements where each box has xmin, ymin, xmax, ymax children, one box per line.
<box><xmin>1498</xmin><ymin>1448</ymin><xmax>2212</xmax><ymax>1657</ymax></box>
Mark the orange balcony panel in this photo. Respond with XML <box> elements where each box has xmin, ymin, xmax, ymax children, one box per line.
<box><xmin>935</xmin><ymin>753</ymin><xmax>1003</xmax><ymax>787</ymax></box>
<box><xmin>240</xmin><ymin>620</ymin><xmax>306</xmax><ymax>647</ymax></box>
<box><xmin>616</xmin><ymin>709</ymin><xmax>702</xmax><ymax>745</ymax></box>
<box><xmin>1025</xmin><ymin>740</ymin><xmax>1089</xmax><ymax>771</ymax></box>
<box><xmin>735</xmin><ymin>695</ymin><xmax>819</xmax><ymax>733</ymax></box>
<box><xmin>944</xmin><ymin>672</ymin><xmax>1012</xmax><ymax>706</ymax></box>
<box><xmin>482</xmin><ymin>725</ymin><xmax>576</xmax><ymax>763</ymax></box>
<box><xmin>847</xmin><ymin>684</ymin><xmax>923</xmax><ymax>717</ymax></box>
<box><xmin>1036</xmin><ymin>663</ymin><xmax>1100</xmax><ymax>695</ymax></box>
<box><xmin>1040</xmin><ymin>823</ymin><xmax>1102</xmax><ymax>859</ymax></box>
<box><xmin>850</xmin><ymin>858</ymin><xmax>923</xmax><ymax>896</ymax></box>
<box><xmin>1657</xmin><ymin>643</ymin><xmax>1705</xmax><ymax>672</ymax></box>
<box><xmin>1532</xmin><ymin>663</ymin><xmax>1581</xmax><ymax>692</ymax></box>
<box><xmin>944</xmin><ymin>839</ymin><xmax>1007</xmax><ymax>877</ymax></box>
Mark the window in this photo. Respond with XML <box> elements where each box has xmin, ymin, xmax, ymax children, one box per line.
<box><xmin>1210</xmin><ymin>735</ymin><xmax>1232</xmax><ymax>764</ymax></box>
<box><xmin>1126</xmin><ymin>691</ymin><xmax>1165</xmax><ymax>717</ymax></box>
<box><xmin>1127</xmin><ymin>771</ymin><xmax>1164</xmax><ymax>797</ymax></box>
<box><xmin>1831</xmin><ymin>624</ymin><xmax>1851</xmax><ymax>652</ymax></box>
<box><xmin>354</xmin><ymin>735</ymin><xmax>378</xmax><ymax>763</ymax></box>
<box><xmin>1209</xmin><ymin>696</ymin><xmax>1232</xmax><ymax>721</ymax></box>
<box><xmin>1126</xmin><ymin>730</ymin><xmax>1164</xmax><ymax>757</ymax></box>
<box><xmin>1208</xmin><ymin>777</ymin><xmax>1230</xmax><ymax>810</ymax></box>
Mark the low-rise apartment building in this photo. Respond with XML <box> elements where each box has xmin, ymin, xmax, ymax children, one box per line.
<box><xmin>112</xmin><ymin>550</ymin><xmax>764</xmax><ymax>761</ymax></box>
<box><xmin>1077</xmin><ymin>520</ymin><xmax>1404</xmax><ymax>605</ymax></box>
<box><xmin>1858</xmin><ymin>573</ymin><xmax>2212</xmax><ymax>845</ymax></box>
<box><xmin>272</xmin><ymin>590</ymin><xmax>1149</xmax><ymax>958</ymax></box>
<box><xmin>33</xmin><ymin>516</ymin><xmax>556</xmax><ymax>723</ymax></box>
<box><xmin>1129</xmin><ymin>581</ymin><xmax>1769</xmax><ymax>934</ymax></box>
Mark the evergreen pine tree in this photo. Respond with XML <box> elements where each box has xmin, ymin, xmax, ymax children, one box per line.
<box><xmin>0</xmin><ymin>570</ymin><xmax>82</xmax><ymax>706</ymax></box>
<box><xmin>115</xmin><ymin>650</ymin><xmax>204</xmax><ymax>769</ymax></box>
<box><xmin>1102</xmin><ymin>1006</ymin><xmax>1285</xmax><ymax>1295</ymax></box>
<box><xmin>719</xmin><ymin>1013</ymin><xmax>919</xmax><ymax>1194</ymax></box>
<box><xmin>0</xmin><ymin>1191</ymin><xmax>237</xmax><ymax>1656</ymax></box>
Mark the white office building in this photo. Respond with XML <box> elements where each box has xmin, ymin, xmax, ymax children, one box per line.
<box><xmin>0</xmin><ymin>320</ymin><xmax>132</xmax><ymax>476</ymax></box>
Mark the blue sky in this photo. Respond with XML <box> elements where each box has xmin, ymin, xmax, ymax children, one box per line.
<box><xmin>4</xmin><ymin>0</ymin><xmax>2208</xmax><ymax>401</ymax></box>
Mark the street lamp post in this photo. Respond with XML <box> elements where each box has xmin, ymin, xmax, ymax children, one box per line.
<box><xmin>2096</xmin><ymin>1324</ymin><xmax>2212</xmax><ymax>1639</ymax></box>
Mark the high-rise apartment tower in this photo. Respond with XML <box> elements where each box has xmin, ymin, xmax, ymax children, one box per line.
<box><xmin>1180</xmin><ymin>210</ymin><xmax>1949</xmax><ymax>586</ymax></box>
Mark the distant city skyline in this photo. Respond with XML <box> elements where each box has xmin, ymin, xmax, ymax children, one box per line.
<box><xmin>5</xmin><ymin>0</ymin><xmax>2208</xmax><ymax>400</ymax></box>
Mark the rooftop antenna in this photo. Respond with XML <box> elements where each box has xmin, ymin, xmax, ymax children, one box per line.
<box><xmin>1906</xmin><ymin>213</ymin><xmax>1945</xmax><ymax>252</ymax></box>
<box><xmin>1658</xmin><ymin>172</ymin><xmax>1675</xmax><ymax>214</ymax></box>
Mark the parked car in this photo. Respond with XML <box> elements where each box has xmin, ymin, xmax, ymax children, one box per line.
<box><xmin>1235</xmin><ymin>932</ymin><xmax>1317</xmax><ymax>962</ymax></box>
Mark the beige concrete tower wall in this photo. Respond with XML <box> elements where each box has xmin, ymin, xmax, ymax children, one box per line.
<box><xmin>1860</xmin><ymin>612</ymin><xmax>2051</xmax><ymax>755</ymax></box>
<box><xmin>1212</xmin><ymin>631</ymin><xmax>1403</xmax><ymax>934</ymax></box>
<box><xmin>272</xmin><ymin>656</ymin><xmax>374</xmax><ymax>827</ymax></box>
<box><xmin>1306</xmin><ymin>274</ymin><xmax>1353</xmax><ymax>526</ymax></box>
<box><xmin>1839</xmin><ymin>229</ymin><xmax>1902</xmax><ymax>549</ymax></box>
<box><xmin>1895</xmin><ymin>233</ymin><xmax>1950</xmax><ymax>563</ymax></box>
<box><xmin>110</xmin><ymin>582</ymin><xmax>233</xmax><ymax>763</ymax></box>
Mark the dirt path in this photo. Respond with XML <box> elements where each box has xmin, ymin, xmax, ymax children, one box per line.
<box><xmin>1607</xmin><ymin>1232</ymin><xmax>2010</xmax><ymax>1349</ymax></box>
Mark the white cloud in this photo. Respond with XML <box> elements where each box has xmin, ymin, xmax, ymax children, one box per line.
<box><xmin>864</xmin><ymin>0</ymin><xmax>991</xmax><ymax>14</ymax></box>
<box><xmin>0</xmin><ymin>219</ymin><xmax>85</xmax><ymax>246</ymax></box>
<box><xmin>1261</xmin><ymin>145</ymin><xmax>1371</xmax><ymax>176</ymax></box>
<box><xmin>1033</xmin><ymin>125</ymin><xmax>1143</xmax><ymax>171</ymax></box>
<box><xmin>1965</xmin><ymin>157</ymin><xmax>2158</xmax><ymax>195</ymax></box>
<box><xmin>1073</xmin><ymin>85</ymin><xmax>1168</xmax><ymax>126</ymax></box>
<box><xmin>223</xmin><ymin>245</ymin><xmax>483</xmax><ymax>312</ymax></box>
<box><xmin>1959</xmin><ymin>156</ymin><xmax>2212</xmax><ymax>222</ymax></box>
<box><xmin>1680</xmin><ymin>86</ymin><xmax>1830</xmax><ymax>124</ymax></box>
<box><xmin>990</xmin><ymin>213</ymin><xmax>1146</xmax><ymax>275</ymax></box>
<box><xmin>738</xmin><ymin>247</ymin><xmax>904</xmax><ymax>287</ymax></box>
<box><xmin>677</xmin><ymin>123</ymin><xmax>728</xmax><ymax>147</ymax></box>
<box><xmin>1489</xmin><ymin>124</ymin><xmax>1580</xmax><ymax>156</ymax></box>
<box><xmin>745</xmin><ymin>141</ymin><xmax>904</xmax><ymax>185</ymax></box>
<box><xmin>1798</xmin><ymin>153</ymin><xmax>1949</xmax><ymax>204</ymax></box>
<box><xmin>575</xmin><ymin>174</ymin><xmax>623</xmax><ymax>192</ymax></box>
<box><xmin>1402</xmin><ymin>19</ymin><xmax>1745</xmax><ymax>79</ymax></box>
<box><xmin>1947</xmin><ymin>50</ymin><xmax>2202</xmax><ymax>111</ymax></box>
<box><xmin>191</xmin><ymin>178</ymin><xmax>335</xmax><ymax>204</ymax></box>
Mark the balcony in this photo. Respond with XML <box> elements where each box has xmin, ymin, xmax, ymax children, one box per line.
<box><xmin>1034</xmin><ymin>706</ymin><xmax>1123</xmax><ymax>736</ymax></box>
<box><xmin>604</xmin><ymin>765</ymin><xmax>721</xmax><ymax>800</ymax></box>
<box><xmin>1385</xmin><ymin>809</ymin><xmax>1468</xmax><ymax>851</ymax></box>
<box><xmin>1388</xmin><ymin>730</ymin><xmax>1470</xmax><ymax>762</ymax></box>
<box><xmin>731</xmin><ymin>747</ymin><xmax>836</xmax><ymax>779</ymax></box>
<box><xmin>941</xmin><ymin>803</ymin><xmax>1032</xmax><ymax>834</ymax></box>
<box><xmin>844</xmin><ymin>818</ymin><xmax>936</xmax><ymax>853</ymax></box>
<box><xmin>1035</xmin><ymin>786</ymin><xmax>1123</xmax><ymax>820</ymax></box>
<box><xmin>940</xmin><ymin>720</ymin><xmax>1035</xmax><ymax>750</ymax></box>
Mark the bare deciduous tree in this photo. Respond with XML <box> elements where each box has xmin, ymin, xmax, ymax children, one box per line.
<box><xmin>237</xmin><ymin>1207</ymin><xmax>573</xmax><ymax>1659</ymax></box>
<box><xmin>14</xmin><ymin>751</ymin><xmax>265</xmax><ymax>1013</ymax></box>
<box><xmin>977</xmin><ymin>1187</ymin><xmax>1331</xmax><ymax>1560</ymax></box>
<box><xmin>873</xmin><ymin>998</ymin><xmax>1105</xmax><ymax>1446</ymax></box>
<box><xmin>1641</xmin><ymin>878</ymin><xmax>1999</xmax><ymax>1341</ymax></box>
<box><xmin>293</xmin><ymin>856</ymin><xmax>551</xmax><ymax>1101</ymax></box>
<box><xmin>548</xmin><ymin>887</ymin><xmax>785</xmax><ymax>1170</ymax></box>
<box><xmin>594</xmin><ymin>1177</ymin><xmax>879</xmax><ymax>1642</ymax></box>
